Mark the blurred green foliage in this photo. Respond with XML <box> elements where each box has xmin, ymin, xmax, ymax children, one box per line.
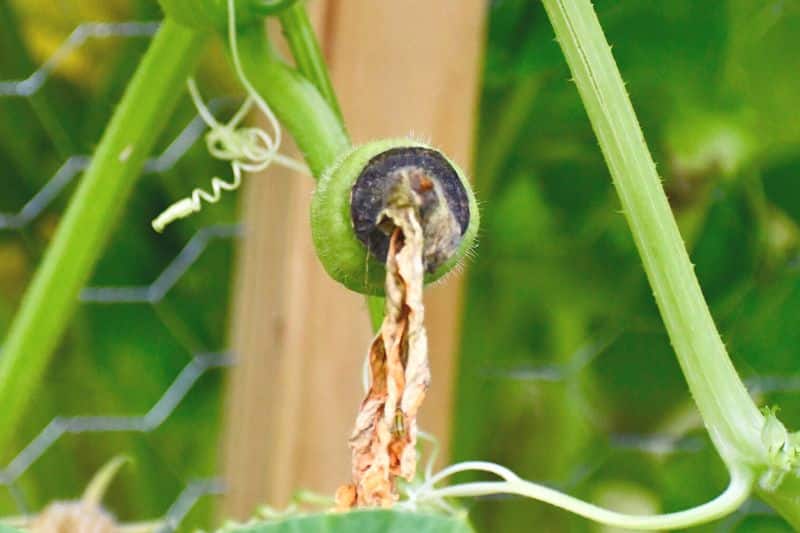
<box><xmin>0</xmin><ymin>0</ymin><xmax>239</xmax><ymax>528</ymax></box>
<box><xmin>454</xmin><ymin>1</ymin><xmax>800</xmax><ymax>532</ymax></box>
<box><xmin>1</xmin><ymin>1</ymin><xmax>800</xmax><ymax>532</ymax></box>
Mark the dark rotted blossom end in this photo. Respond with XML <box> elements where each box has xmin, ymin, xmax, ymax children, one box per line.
<box><xmin>350</xmin><ymin>147</ymin><xmax>471</xmax><ymax>274</ymax></box>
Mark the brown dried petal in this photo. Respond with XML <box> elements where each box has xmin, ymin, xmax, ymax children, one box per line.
<box><xmin>342</xmin><ymin>201</ymin><xmax>431</xmax><ymax>508</ymax></box>
<box><xmin>31</xmin><ymin>502</ymin><xmax>117</xmax><ymax>533</ymax></box>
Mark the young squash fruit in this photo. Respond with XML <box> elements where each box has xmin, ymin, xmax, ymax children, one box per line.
<box><xmin>311</xmin><ymin>138</ymin><xmax>479</xmax><ymax>295</ymax></box>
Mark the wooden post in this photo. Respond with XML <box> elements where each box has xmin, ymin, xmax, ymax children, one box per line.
<box><xmin>221</xmin><ymin>0</ymin><xmax>486</xmax><ymax>519</ymax></box>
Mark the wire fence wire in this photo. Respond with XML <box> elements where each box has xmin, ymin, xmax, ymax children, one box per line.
<box><xmin>0</xmin><ymin>18</ymin><xmax>236</xmax><ymax>531</ymax></box>
<box><xmin>0</xmin><ymin>21</ymin><xmax>160</xmax><ymax>98</ymax></box>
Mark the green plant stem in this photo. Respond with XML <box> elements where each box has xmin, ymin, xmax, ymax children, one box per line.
<box><xmin>274</xmin><ymin>4</ymin><xmax>388</xmax><ymax>327</ymax></box>
<box><xmin>541</xmin><ymin>0</ymin><xmax>765</xmax><ymax>475</ymax></box>
<box><xmin>236</xmin><ymin>21</ymin><xmax>386</xmax><ymax>330</ymax></box>
<box><xmin>236</xmin><ymin>23</ymin><xmax>347</xmax><ymax>178</ymax></box>
<box><xmin>418</xmin><ymin>461</ymin><xmax>753</xmax><ymax>530</ymax></box>
<box><xmin>277</xmin><ymin>3</ymin><xmax>344</xmax><ymax>122</ymax></box>
<box><xmin>0</xmin><ymin>21</ymin><xmax>207</xmax><ymax>455</ymax></box>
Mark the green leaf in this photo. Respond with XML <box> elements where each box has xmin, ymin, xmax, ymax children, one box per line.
<box><xmin>228</xmin><ymin>510</ymin><xmax>474</xmax><ymax>533</ymax></box>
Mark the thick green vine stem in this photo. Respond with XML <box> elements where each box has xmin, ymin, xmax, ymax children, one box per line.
<box><xmin>0</xmin><ymin>21</ymin><xmax>207</xmax><ymax>454</ymax></box>
<box><xmin>542</xmin><ymin>0</ymin><xmax>800</xmax><ymax>527</ymax></box>
<box><xmin>235</xmin><ymin>22</ymin><xmax>348</xmax><ymax>177</ymax></box>
<box><xmin>541</xmin><ymin>0</ymin><xmax>763</xmax><ymax>464</ymax></box>
<box><xmin>218</xmin><ymin>1</ymin><xmax>391</xmax><ymax>325</ymax></box>
<box><xmin>277</xmin><ymin>3</ymin><xmax>344</xmax><ymax>122</ymax></box>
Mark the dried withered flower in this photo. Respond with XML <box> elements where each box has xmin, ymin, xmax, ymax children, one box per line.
<box><xmin>337</xmin><ymin>174</ymin><xmax>432</xmax><ymax>508</ymax></box>
<box><xmin>4</xmin><ymin>457</ymin><xmax>159</xmax><ymax>533</ymax></box>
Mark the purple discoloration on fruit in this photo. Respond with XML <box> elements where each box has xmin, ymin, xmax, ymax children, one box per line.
<box><xmin>350</xmin><ymin>147</ymin><xmax>469</xmax><ymax>273</ymax></box>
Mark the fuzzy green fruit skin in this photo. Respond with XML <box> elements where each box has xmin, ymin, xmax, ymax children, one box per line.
<box><xmin>311</xmin><ymin>138</ymin><xmax>480</xmax><ymax>296</ymax></box>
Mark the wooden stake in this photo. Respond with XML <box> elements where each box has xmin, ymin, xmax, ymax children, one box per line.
<box><xmin>221</xmin><ymin>0</ymin><xmax>486</xmax><ymax>519</ymax></box>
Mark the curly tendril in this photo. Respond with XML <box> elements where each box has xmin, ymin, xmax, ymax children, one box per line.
<box><xmin>152</xmin><ymin>0</ymin><xmax>307</xmax><ymax>233</ymax></box>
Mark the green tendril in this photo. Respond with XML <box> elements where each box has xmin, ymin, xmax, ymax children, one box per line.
<box><xmin>152</xmin><ymin>0</ymin><xmax>307</xmax><ymax>232</ymax></box>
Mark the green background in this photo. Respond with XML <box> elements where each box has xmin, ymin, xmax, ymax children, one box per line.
<box><xmin>1</xmin><ymin>1</ymin><xmax>799</xmax><ymax>531</ymax></box>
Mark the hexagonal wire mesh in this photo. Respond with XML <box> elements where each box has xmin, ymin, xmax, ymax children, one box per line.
<box><xmin>2</xmin><ymin>10</ymin><xmax>798</xmax><ymax>533</ymax></box>
<box><xmin>0</xmin><ymin>20</ymin><xmax>235</xmax><ymax>531</ymax></box>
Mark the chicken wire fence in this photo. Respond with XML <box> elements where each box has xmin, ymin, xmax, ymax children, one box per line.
<box><xmin>0</xmin><ymin>11</ymin><xmax>796</xmax><ymax>533</ymax></box>
<box><xmin>0</xmin><ymin>20</ymin><xmax>234</xmax><ymax>531</ymax></box>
